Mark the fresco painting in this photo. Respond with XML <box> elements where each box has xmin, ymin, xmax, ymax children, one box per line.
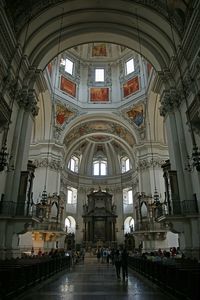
<box><xmin>90</xmin><ymin>87</ymin><xmax>109</xmax><ymax>102</ymax></box>
<box><xmin>123</xmin><ymin>76</ymin><xmax>139</xmax><ymax>97</ymax></box>
<box><xmin>56</xmin><ymin>104</ymin><xmax>74</xmax><ymax>126</ymax></box>
<box><xmin>60</xmin><ymin>75</ymin><xmax>76</xmax><ymax>97</ymax></box>
<box><xmin>92</xmin><ymin>43</ymin><xmax>107</xmax><ymax>56</ymax></box>
<box><xmin>126</xmin><ymin>105</ymin><xmax>144</xmax><ymax>127</ymax></box>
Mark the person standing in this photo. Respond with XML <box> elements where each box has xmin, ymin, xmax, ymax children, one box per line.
<box><xmin>121</xmin><ymin>248</ymin><xmax>129</xmax><ymax>280</ymax></box>
<box><xmin>114</xmin><ymin>249</ymin><xmax>121</xmax><ymax>279</ymax></box>
<box><xmin>97</xmin><ymin>248</ymin><xmax>101</xmax><ymax>263</ymax></box>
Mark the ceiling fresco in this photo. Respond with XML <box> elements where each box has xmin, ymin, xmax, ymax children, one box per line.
<box><xmin>64</xmin><ymin>120</ymin><xmax>135</xmax><ymax>147</ymax></box>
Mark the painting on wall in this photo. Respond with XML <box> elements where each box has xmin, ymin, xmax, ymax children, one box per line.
<box><xmin>56</xmin><ymin>104</ymin><xmax>74</xmax><ymax>126</ymax></box>
<box><xmin>123</xmin><ymin>76</ymin><xmax>140</xmax><ymax>98</ymax></box>
<box><xmin>92</xmin><ymin>43</ymin><xmax>107</xmax><ymax>57</ymax></box>
<box><xmin>126</xmin><ymin>105</ymin><xmax>144</xmax><ymax>127</ymax></box>
<box><xmin>60</xmin><ymin>75</ymin><xmax>76</xmax><ymax>97</ymax></box>
<box><xmin>90</xmin><ymin>87</ymin><xmax>109</xmax><ymax>102</ymax></box>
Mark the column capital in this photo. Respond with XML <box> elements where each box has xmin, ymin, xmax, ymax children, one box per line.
<box><xmin>137</xmin><ymin>158</ymin><xmax>166</xmax><ymax>171</ymax></box>
<box><xmin>159</xmin><ymin>89</ymin><xmax>181</xmax><ymax>117</ymax></box>
<box><xmin>33</xmin><ymin>158</ymin><xmax>63</xmax><ymax>171</ymax></box>
<box><xmin>17</xmin><ymin>89</ymin><xmax>39</xmax><ymax>117</ymax></box>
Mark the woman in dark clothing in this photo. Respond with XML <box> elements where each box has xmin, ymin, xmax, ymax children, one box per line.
<box><xmin>121</xmin><ymin>248</ymin><xmax>128</xmax><ymax>280</ymax></box>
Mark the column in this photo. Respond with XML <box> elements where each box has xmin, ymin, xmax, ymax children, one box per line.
<box><xmin>10</xmin><ymin>90</ymin><xmax>38</xmax><ymax>204</ymax></box>
<box><xmin>175</xmin><ymin>107</ymin><xmax>193</xmax><ymax>199</ymax></box>
<box><xmin>4</xmin><ymin>105</ymin><xmax>24</xmax><ymax>202</ymax></box>
<box><xmin>160</xmin><ymin>90</ymin><xmax>187</xmax><ymax>201</ymax></box>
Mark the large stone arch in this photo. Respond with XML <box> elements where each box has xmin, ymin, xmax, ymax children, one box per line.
<box><xmin>12</xmin><ymin>0</ymin><xmax>181</xmax><ymax>73</ymax></box>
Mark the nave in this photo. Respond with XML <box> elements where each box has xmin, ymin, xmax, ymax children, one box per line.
<box><xmin>17</xmin><ymin>255</ymin><xmax>177</xmax><ymax>300</ymax></box>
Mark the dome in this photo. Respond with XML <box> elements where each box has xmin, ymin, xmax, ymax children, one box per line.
<box><xmin>45</xmin><ymin>42</ymin><xmax>151</xmax><ymax>180</ymax></box>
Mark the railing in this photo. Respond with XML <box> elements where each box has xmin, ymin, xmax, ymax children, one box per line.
<box><xmin>134</xmin><ymin>221</ymin><xmax>167</xmax><ymax>231</ymax></box>
<box><xmin>156</xmin><ymin>199</ymin><xmax>199</xmax><ymax>219</ymax></box>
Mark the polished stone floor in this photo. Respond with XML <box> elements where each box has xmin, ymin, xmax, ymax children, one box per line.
<box><xmin>18</xmin><ymin>256</ymin><xmax>177</xmax><ymax>300</ymax></box>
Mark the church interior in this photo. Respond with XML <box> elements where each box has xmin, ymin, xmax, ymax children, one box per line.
<box><xmin>0</xmin><ymin>0</ymin><xmax>200</xmax><ymax>299</ymax></box>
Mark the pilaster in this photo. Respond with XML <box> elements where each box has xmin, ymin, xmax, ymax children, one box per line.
<box><xmin>9</xmin><ymin>90</ymin><xmax>38</xmax><ymax>203</ymax></box>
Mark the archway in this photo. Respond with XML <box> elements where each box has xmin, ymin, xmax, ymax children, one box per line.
<box><xmin>1</xmin><ymin>0</ymin><xmax>199</xmax><ymax>260</ymax></box>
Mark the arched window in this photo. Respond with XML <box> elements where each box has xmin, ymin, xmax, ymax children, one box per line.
<box><xmin>93</xmin><ymin>159</ymin><xmax>107</xmax><ymax>175</ymax></box>
<box><xmin>93</xmin><ymin>145</ymin><xmax>107</xmax><ymax>175</ymax></box>
<box><xmin>124</xmin><ymin>216</ymin><xmax>135</xmax><ymax>234</ymax></box>
<box><xmin>65</xmin><ymin>216</ymin><xmax>76</xmax><ymax>233</ymax></box>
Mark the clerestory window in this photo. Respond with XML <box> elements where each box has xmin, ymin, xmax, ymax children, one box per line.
<box><xmin>93</xmin><ymin>160</ymin><xmax>107</xmax><ymax>175</ymax></box>
<box><xmin>60</xmin><ymin>57</ymin><xmax>74</xmax><ymax>75</ymax></box>
<box><xmin>68</xmin><ymin>155</ymin><xmax>79</xmax><ymax>173</ymax></box>
<box><xmin>125</xmin><ymin>58</ymin><xmax>134</xmax><ymax>75</ymax></box>
<box><xmin>121</xmin><ymin>156</ymin><xmax>131</xmax><ymax>173</ymax></box>
<box><xmin>95</xmin><ymin>68</ymin><xmax>105</xmax><ymax>82</ymax></box>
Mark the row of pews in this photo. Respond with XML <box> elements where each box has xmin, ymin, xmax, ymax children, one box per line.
<box><xmin>0</xmin><ymin>255</ymin><xmax>71</xmax><ymax>299</ymax></box>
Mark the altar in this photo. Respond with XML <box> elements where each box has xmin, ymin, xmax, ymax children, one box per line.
<box><xmin>82</xmin><ymin>188</ymin><xmax>117</xmax><ymax>246</ymax></box>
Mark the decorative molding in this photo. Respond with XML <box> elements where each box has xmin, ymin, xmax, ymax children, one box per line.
<box><xmin>159</xmin><ymin>89</ymin><xmax>181</xmax><ymax>117</ymax></box>
<box><xmin>33</xmin><ymin>158</ymin><xmax>63</xmax><ymax>171</ymax></box>
<box><xmin>137</xmin><ymin>158</ymin><xmax>165</xmax><ymax>171</ymax></box>
<box><xmin>16</xmin><ymin>89</ymin><xmax>39</xmax><ymax>117</ymax></box>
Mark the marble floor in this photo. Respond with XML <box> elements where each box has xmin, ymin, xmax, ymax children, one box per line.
<box><xmin>17</xmin><ymin>256</ymin><xmax>178</xmax><ymax>300</ymax></box>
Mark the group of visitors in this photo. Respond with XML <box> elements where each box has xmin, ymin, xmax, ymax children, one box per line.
<box><xmin>96</xmin><ymin>247</ymin><xmax>114</xmax><ymax>264</ymax></box>
<box><xmin>140</xmin><ymin>247</ymin><xmax>185</xmax><ymax>265</ymax></box>
<box><xmin>96</xmin><ymin>247</ymin><xmax>129</xmax><ymax>280</ymax></box>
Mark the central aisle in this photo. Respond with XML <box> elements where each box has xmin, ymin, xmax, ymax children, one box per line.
<box><xmin>18</xmin><ymin>255</ymin><xmax>176</xmax><ymax>300</ymax></box>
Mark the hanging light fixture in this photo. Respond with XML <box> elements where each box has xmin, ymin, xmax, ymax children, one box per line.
<box><xmin>166</xmin><ymin>1</ymin><xmax>200</xmax><ymax>173</ymax></box>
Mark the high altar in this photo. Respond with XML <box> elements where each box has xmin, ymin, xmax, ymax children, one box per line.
<box><xmin>82</xmin><ymin>188</ymin><xmax>117</xmax><ymax>247</ymax></box>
